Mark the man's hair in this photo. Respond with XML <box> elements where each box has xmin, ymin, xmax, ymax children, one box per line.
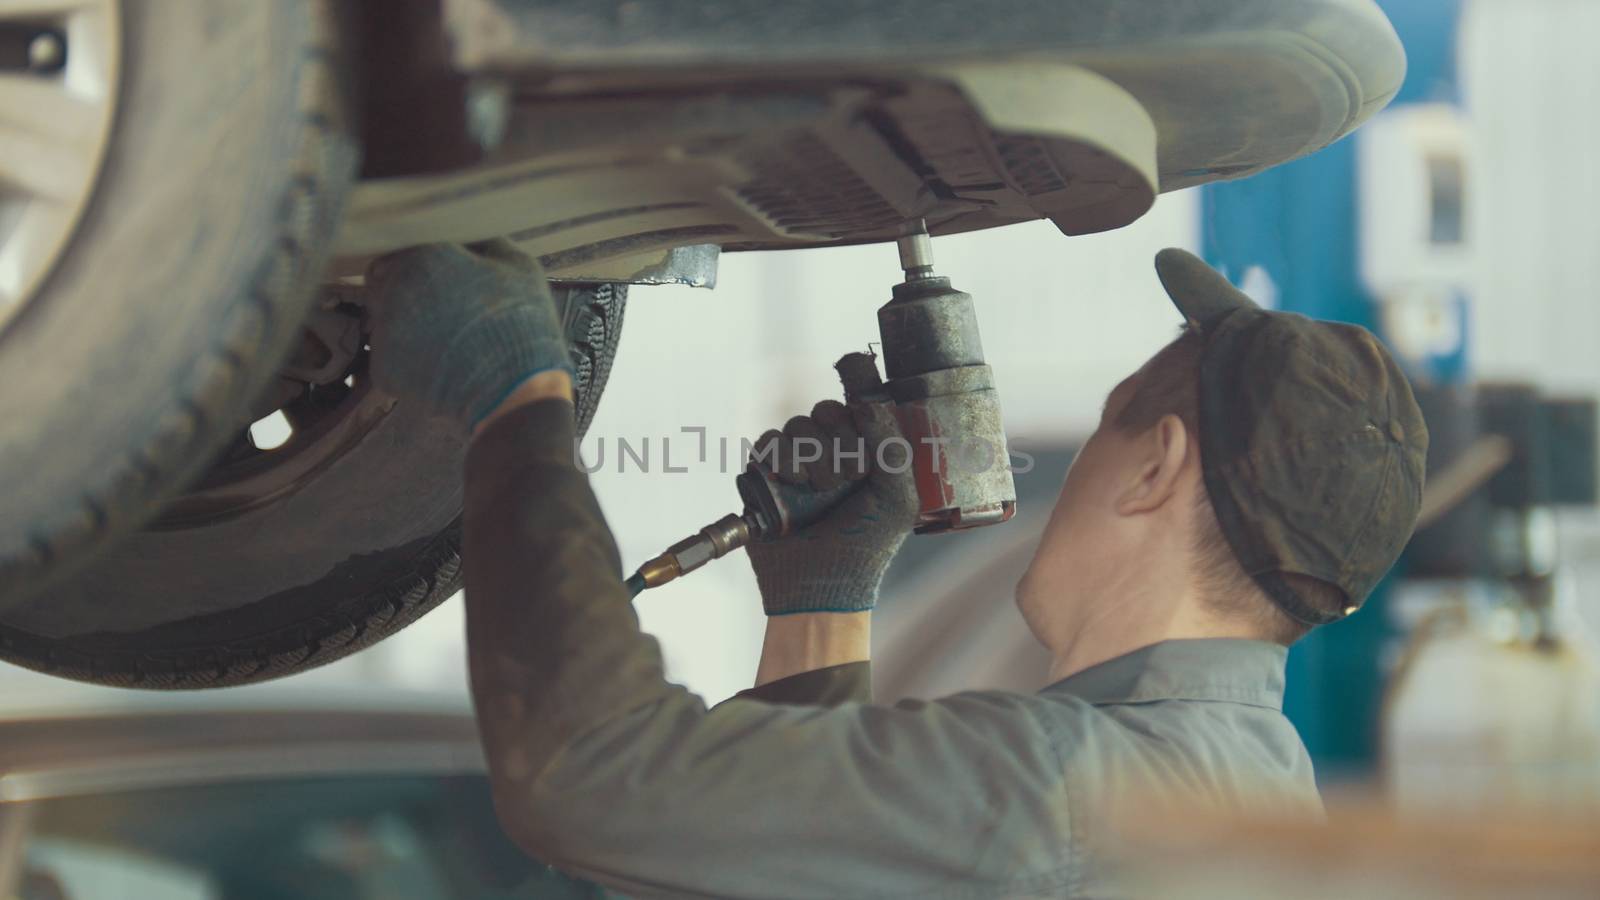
<box><xmin>1114</xmin><ymin>328</ymin><xmax>1344</xmax><ymax>645</ymax></box>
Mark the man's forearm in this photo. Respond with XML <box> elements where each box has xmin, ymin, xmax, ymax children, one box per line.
<box><xmin>753</xmin><ymin>612</ymin><xmax>870</xmax><ymax>687</ymax></box>
<box><xmin>463</xmin><ymin>398</ymin><xmax>678</xmax><ymax>792</ymax></box>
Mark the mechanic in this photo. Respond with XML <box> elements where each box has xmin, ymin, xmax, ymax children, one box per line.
<box><xmin>364</xmin><ymin>239</ymin><xmax>1427</xmax><ymax>898</ymax></box>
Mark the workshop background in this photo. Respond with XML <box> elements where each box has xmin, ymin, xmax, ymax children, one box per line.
<box><xmin>7</xmin><ymin>0</ymin><xmax>1600</xmax><ymax>829</ymax></box>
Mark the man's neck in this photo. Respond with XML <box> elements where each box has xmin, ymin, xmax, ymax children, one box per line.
<box><xmin>1043</xmin><ymin>582</ymin><xmax>1237</xmax><ymax>685</ymax></box>
<box><xmin>1047</xmin><ymin>630</ymin><xmax>1161</xmax><ymax>686</ymax></box>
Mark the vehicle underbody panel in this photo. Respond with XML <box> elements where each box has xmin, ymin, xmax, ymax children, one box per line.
<box><xmin>334</xmin><ymin>0</ymin><xmax>1404</xmax><ymax>282</ymax></box>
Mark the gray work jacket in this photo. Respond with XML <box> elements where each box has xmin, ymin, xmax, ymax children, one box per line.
<box><xmin>465</xmin><ymin>402</ymin><xmax>1325</xmax><ymax>899</ymax></box>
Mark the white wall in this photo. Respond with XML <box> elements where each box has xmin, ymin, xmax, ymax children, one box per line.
<box><xmin>1461</xmin><ymin>0</ymin><xmax>1600</xmax><ymax>396</ymax></box>
<box><xmin>1460</xmin><ymin>0</ymin><xmax>1600</xmax><ymax>636</ymax></box>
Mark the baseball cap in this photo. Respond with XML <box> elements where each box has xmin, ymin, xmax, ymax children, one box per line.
<box><xmin>1153</xmin><ymin>249</ymin><xmax>1428</xmax><ymax>626</ymax></box>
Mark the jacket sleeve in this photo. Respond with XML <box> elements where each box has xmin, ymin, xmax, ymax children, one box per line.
<box><xmin>464</xmin><ymin>401</ymin><xmax>1073</xmax><ymax>900</ymax></box>
<box><xmin>730</xmin><ymin>661</ymin><xmax>873</xmax><ymax>708</ymax></box>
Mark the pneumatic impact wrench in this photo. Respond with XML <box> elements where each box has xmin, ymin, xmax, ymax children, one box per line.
<box><xmin>625</xmin><ymin>220</ymin><xmax>1017</xmax><ymax>598</ymax></box>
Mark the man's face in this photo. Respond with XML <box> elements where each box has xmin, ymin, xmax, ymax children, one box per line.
<box><xmin>1013</xmin><ymin>362</ymin><xmax>1152</xmax><ymax>644</ymax></box>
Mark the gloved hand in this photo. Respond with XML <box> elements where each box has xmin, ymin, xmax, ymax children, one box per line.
<box><xmin>364</xmin><ymin>240</ymin><xmax>573</xmax><ymax>431</ymax></box>
<box><xmin>747</xmin><ymin>398</ymin><xmax>919</xmax><ymax>615</ymax></box>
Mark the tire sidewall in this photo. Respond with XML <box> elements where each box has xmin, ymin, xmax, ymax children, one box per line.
<box><xmin>0</xmin><ymin>0</ymin><xmax>357</xmax><ymax>599</ymax></box>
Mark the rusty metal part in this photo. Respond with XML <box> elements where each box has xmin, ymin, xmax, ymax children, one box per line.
<box><xmin>888</xmin><ymin>366</ymin><xmax>1016</xmax><ymax>532</ymax></box>
<box><xmin>189</xmin><ymin>283</ymin><xmax>380</xmax><ymax>523</ymax></box>
<box><xmin>247</xmin><ymin>287</ymin><xmax>366</xmax><ymax>423</ymax></box>
<box><xmin>879</xmin><ymin>222</ymin><xmax>1016</xmax><ymax>533</ymax></box>
<box><xmin>280</xmin><ymin>303</ymin><xmax>364</xmax><ymax>386</ymax></box>
<box><xmin>353</xmin><ymin>0</ymin><xmax>489</xmax><ymax>178</ymax></box>
<box><xmin>546</xmin><ymin>244</ymin><xmax>721</xmax><ymax>288</ymax></box>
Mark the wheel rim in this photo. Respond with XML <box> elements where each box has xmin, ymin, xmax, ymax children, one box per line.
<box><xmin>155</xmin><ymin>280</ymin><xmax>616</xmax><ymax>528</ymax></box>
<box><xmin>154</xmin><ymin>284</ymin><xmax>390</xmax><ymax>527</ymax></box>
<box><xmin>0</xmin><ymin>0</ymin><xmax>119</xmax><ymax>331</ymax></box>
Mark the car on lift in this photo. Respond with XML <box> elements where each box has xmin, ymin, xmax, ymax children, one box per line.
<box><xmin>0</xmin><ymin>0</ymin><xmax>1406</xmax><ymax>687</ymax></box>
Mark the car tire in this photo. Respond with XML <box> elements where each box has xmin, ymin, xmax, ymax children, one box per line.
<box><xmin>0</xmin><ymin>0</ymin><xmax>359</xmax><ymax>605</ymax></box>
<box><xmin>0</xmin><ymin>283</ymin><xmax>627</xmax><ymax>688</ymax></box>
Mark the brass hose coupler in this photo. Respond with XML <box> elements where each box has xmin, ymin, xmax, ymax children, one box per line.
<box><xmin>627</xmin><ymin>513</ymin><xmax>753</xmax><ymax>596</ymax></box>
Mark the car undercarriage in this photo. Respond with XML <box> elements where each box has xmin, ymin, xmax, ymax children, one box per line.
<box><xmin>0</xmin><ymin>0</ymin><xmax>1404</xmax><ymax>686</ymax></box>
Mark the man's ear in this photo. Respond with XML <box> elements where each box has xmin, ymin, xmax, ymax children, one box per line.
<box><xmin>1115</xmin><ymin>414</ymin><xmax>1191</xmax><ymax>516</ymax></box>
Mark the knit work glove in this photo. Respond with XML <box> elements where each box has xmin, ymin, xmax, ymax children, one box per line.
<box><xmin>365</xmin><ymin>240</ymin><xmax>573</xmax><ymax>431</ymax></box>
<box><xmin>747</xmin><ymin>398</ymin><xmax>919</xmax><ymax>615</ymax></box>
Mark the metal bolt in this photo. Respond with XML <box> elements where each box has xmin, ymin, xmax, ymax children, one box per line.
<box><xmin>896</xmin><ymin>219</ymin><xmax>935</xmax><ymax>280</ymax></box>
<box><xmin>27</xmin><ymin>31</ymin><xmax>65</xmax><ymax>73</ymax></box>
